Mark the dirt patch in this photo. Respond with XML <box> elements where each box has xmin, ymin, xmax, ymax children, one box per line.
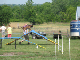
<box><xmin>0</xmin><ymin>52</ymin><xmax>26</xmax><ymax>56</ymax></box>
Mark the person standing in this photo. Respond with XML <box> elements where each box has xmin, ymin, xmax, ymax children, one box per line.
<box><xmin>0</xmin><ymin>24</ymin><xmax>6</xmax><ymax>39</ymax></box>
<box><xmin>7</xmin><ymin>25</ymin><xmax>12</xmax><ymax>38</ymax></box>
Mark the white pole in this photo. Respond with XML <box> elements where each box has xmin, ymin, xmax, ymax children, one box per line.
<box><xmin>69</xmin><ymin>38</ymin><xmax>70</xmax><ymax>56</ymax></box>
<box><xmin>58</xmin><ymin>35</ymin><xmax>59</xmax><ymax>51</ymax></box>
<box><xmin>76</xmin><ymin>10</ymin><xmax>77</xmax><ymax>20</ymax></box>
<box><xmin>55</xmin><ymin>39</ymin><xmax>56</xmax><ymax>56</ymax></box>
<box><xmin>62</xmin><ymin>36</ymin><xmax>63</xmax><ymax>54</ymax></box>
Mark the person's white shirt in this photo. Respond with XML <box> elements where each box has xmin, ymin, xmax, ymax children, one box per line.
<box><xmin>23</xmin><ymin>29</ymin><xmax>28</xmax><ymax>34</ymax></box>
<box><xmin>27</xmin><ymin>29</ymin><xmax>28</xmax><ymax>33</ymax></box>
<box><xmin>1</xmin><ymin>26</ymin><xmax>6</xmax><ymax>31</ymax></box>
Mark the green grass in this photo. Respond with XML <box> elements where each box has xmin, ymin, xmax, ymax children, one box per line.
<box><xmin>0</xmin><ymin>22</ymin><xmax>80</xmax><ymax>60</ymax></box>
<box><xmin>0</xmin><ymin>33</ymin><xmax>80</xmax><ymax>60</ymax></box>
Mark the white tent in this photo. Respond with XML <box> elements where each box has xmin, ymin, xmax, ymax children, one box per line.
<box><xmin>76</xmin><ymin>6</ymin><xmax>80</xmax><ymax>20</ymax></box>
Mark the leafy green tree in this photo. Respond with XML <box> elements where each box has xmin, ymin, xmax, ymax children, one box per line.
<box><xmin>24</xmin><ymin>0</ymin><xmax>37</xmax><ymax>24</ymax></box>
<box><xmin>68</xmin><ymin>0</ymin><xmax>80</xmax><ymax>7</ymax></box>
<box><xmin>20</xmin><ymin>5</ymin><xmax>26</xmax><ymax>19</ymax></box>
<box><xmin>35</xmin><ymin>13</ymin><xmax>44</xmax><ymax>24</ymax></box>
<box><xmin>0</xmin><ymin>0</ymin><xmax>79</xmax><ymax>24</ymax></box>
<box><xmin>12</xmin><ymin>6</ymin><xmax>21</xmax><ymax>19</ymax></box>
<box><xmin>0</xmin><ymin>5</ymin><xmax>12</xmax><ymax>25</ymax></box>
<box><xmin>35</xmin><ymin>2</ymin><xmax>52</xmax><ymax>23</ymax></box>
<box><xmin>66</xmin><ymin>6</ymin><xmax>76</xmax><ymax>22</ymax></box>
<box><xmin>0</xmin><ymin>6</ymin><xmax>2</xmax><ymax>25</ymax></box>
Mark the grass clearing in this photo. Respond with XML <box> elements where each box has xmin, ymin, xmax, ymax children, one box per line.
<box><xmin>0</xmin><ymin>22</ymin><xmax>80</xmax><ymax>60</ymax></box>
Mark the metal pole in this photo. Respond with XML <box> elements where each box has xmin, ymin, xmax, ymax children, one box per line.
<box><xmin>15</xmin><ymin>39</ymin><xmax>16</xmax><ymax>49</ymax></box>
<box><xmin>67</xmin><ymin>29</ymin><xmax>69</xmax><ymax>37</ymax></box>
<box><xmin>1</xmin><ymin>39</ymin><xmax>2</xmax><ymax>48</ymax></box>
<box><xmin>0</xmin><ymin>39</ymin><xmax>2</xmax><ymax>49</ymax></box>
<box><xmin>55</xmin><ymin>39</ymin><xmax>56</xmax><ymax>56</ymax></box>
<box><xmin>62</xmin><ymin>36</ymin><xmax>63</xmax><ymax>54</ymax></box>
<box><xmin>69</xmin><ymin>38</ymin><xmax>70</xmax><ymax>57</ymax></box>
<box><xmin>69</xmin><ymin>38</ymin><xmax>71</xmax><ymax>60</ymax></box>
<box><xmin>58</xmin><ymin>35</ymin><xmax>59</xmax><ymax>51</ymax></box>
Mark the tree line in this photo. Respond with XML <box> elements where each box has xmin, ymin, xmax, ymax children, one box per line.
<box><xmin>0</xmin><ymin>0</ymin><xmax>80</xmax><ymax>25</ymax></box>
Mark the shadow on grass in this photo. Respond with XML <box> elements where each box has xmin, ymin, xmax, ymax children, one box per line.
<box><xmin>37</xmin><ymin>44</ymin><xmax>54</xmax><ymax>45</ymax></box>
<box><xmin>9</xmin><ymin>43</ymin><xmax>54</xmax><ymax>45</ymax></box>
<box><xmin>70</xmin><ymin>36</ymin><xmax>80</xmax><ymax>40</ymax></box>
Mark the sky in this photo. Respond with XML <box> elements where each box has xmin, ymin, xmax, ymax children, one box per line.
<box><xmin>0</xmin><ymin>0</ymin><xmax>52</xmax><ymax>4</ymax></box>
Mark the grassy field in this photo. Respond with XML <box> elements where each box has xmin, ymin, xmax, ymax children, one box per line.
<box><xmin>9</xmin><ymin>22</ymin><xmax>70</xmax><ymax>34</ymax></box>
<box><xmin>0</xmin><ymin>22</ymin><xmax>80</xmax><ymax>60</ymax></box>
